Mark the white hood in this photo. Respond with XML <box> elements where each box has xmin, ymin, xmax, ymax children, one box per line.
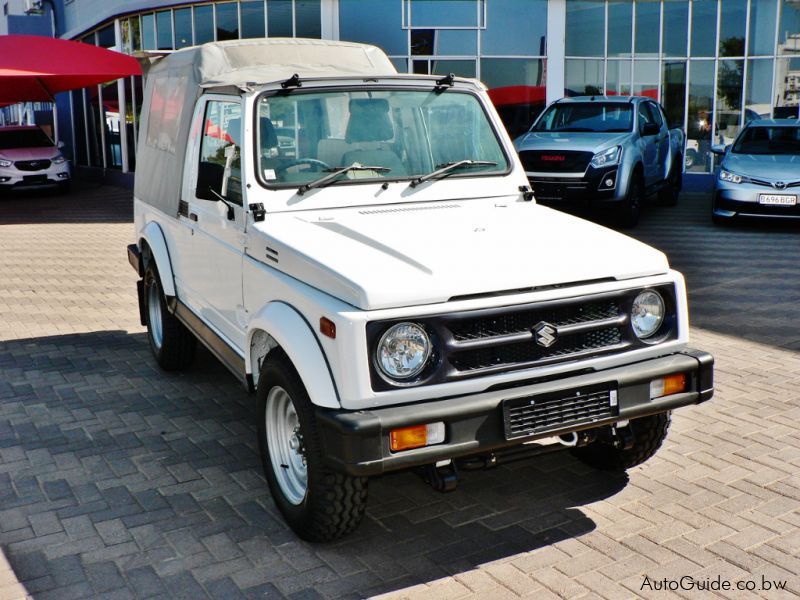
<box><xmin>253</xmin><ymin>199</ymin><xmax>669</xmax><ymax>310</ymax></box>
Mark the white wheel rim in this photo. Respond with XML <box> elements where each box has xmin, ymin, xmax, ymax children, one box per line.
<box><xmin>265</xmin><ymin>386</ymin><xmax>308</xmax><ymax>505</ymax></box>
<box><xmin>147</xmin><ymin>278</ymin><xmax>163</xmax><ymax>350</ymax></box>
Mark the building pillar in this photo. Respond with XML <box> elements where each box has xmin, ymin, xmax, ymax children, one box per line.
<box><xmin>546</xmin><ymin>0</ymin><xmax>566</xmax><ymax>105</ymax></box>
<box><xmin>320</xmin><ymin>0</ymin><xmax>339</xmax><ymax>40</ymax></box>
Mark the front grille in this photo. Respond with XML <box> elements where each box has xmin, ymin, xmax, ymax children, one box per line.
<box><xmin>15</xmin><ymin>160</ymin><xmax>51</xmax><ymax>171</ymax></box>
<box><xmin>366</xmin><ymin>285</ymin><xmax>677</xmax><ymax>390</ymax></box>
<box><xmin>503</xmin><ymin>385</ymin><xmax>617</xmax><ymax>439</ymax></box>
<box><xmin>519</xmin><ymin>150</ymin><xmax>593</xmax><ymax>173</ymax></box>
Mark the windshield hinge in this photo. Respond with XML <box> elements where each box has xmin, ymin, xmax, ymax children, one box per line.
<box><xmin>281</xmin><ymin>73</ymin><xmax>302</xmax><ymax>89</ymax></box>
<box><xmin>249</xmin><ymin>203</ymin><xmax>266</xmax><ymax>222</ymax></box>
<box><xmin>519</xmin><ymin>185</ymin><xmax>535</xmax><ymax>202</ymax></box>
<box><xmin>435</xmin><ymin>73</ymin><xmax>455</xmax><ymax>88</ymax></box>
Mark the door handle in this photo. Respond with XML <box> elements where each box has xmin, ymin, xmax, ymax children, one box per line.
<box><xmin>189</xmin><ymin>212</ymin><xmax>198</xmax><ymax>222</ymax></box>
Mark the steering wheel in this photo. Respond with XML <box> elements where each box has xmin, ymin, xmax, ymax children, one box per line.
<box><xmin>276</xmin><ymin>158</ymin><xmax>331</xmax><ymax>173</ymax></box>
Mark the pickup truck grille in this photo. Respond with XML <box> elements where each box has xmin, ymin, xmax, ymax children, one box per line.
<box><xmin>519</xmin><ymin>150</ymin><xmax>593</xmax><ymax>173</ymax></box>
<box><xmin>366</xmin><ymin>286</ymin><xmax>677</xmax><ymax>390</ymax></box>
<box><xmin>15</xmin><ymin>159</ymin><xmax>51</xmax><ymax>171</ymax></box>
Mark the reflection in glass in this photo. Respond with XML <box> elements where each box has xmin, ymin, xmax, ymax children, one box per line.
<box><xmin>156</xmin><ymin>11</ymin><xmax>173</xmax><ymax>50</ymax></box>
<box><xmin>690</xmin><ymin>0</ymin><xmax>717</xmax><ymax>57</ymax></box>
<box><xmin>482</xmin><ymin>0</ymin><xmax>546</xmax><ymax>56</ymax></box>
<box><xmin>431</xmin><ymin>60</ymin><xmax>476</xmax><ymax>78</ymax></box>
<box><xmin>437</xmin><ymin>30</ymin><xmax>478</xmax><ymax>55</ymax></box>
<box><xmin>296</xmin><ymin>0</ymin><xmax>321</xmax><ymax>38</ymax></box>
<box><xmin>340</xmin><ymin>0</ymin><xmax>407</xmax><ymax>55</ymax></box>
<box><xmin>607</xmin><ymin>0</ymin><xmax>632</xmax><ymax>57</ymax></box>
<box><xmin>269</xmin><ymin>0</ymin><xmax>293</xmax><ymax>37</ymax></box>
<box><xmin>634</xmin><ymin>0</ymin><xmax>660</xmax><ymax>56</ymax></box>
<box><xmin>142</xmin><ymin>14</ymin><xmax>156</xmax><ymax>50</ymax></box>
<box><xmin>662</xmin><ymin>0</ymin><xmax>688</xmax><ymax>57</ymax></box>
<box><xmin>565</xmin><ymin>59</ymin><xmax>604</xmax><ymax>96</ymax></box>
<box><xmin>481</xmin><ymin>58</ymin><xmax>546</xmax><ymax>138</ymax></box>
<box><xmin>121</xmin><ymin>19</ymin><xmax>131</xmax><ymax>54</ymax></box>
<box><xmin>778</xmin><ymin>0</ymin><xmax>800</xmax><ymax>55</ymax></box>
<box><xmin>687</xmin><ymin>60</ymin><xmax>715</xmax><ymax>172</ymax></box>
<box><xmin>662</xmin><ymin>61</ymin><xmax>687</xmax><ymax>128</ymax></box>
<box><xmin>749</xmin><ymin>0</ymin><xmax>778</xmax><ymax>56</ymax></box>
<box><xmin>410</xmin><ymin>0</ymin><xmax>478</xmax><ymax>27</ymax></box>
<box><xmin>716</xmin><ymin>60</ymin><xmax>744</xmax><ymax>144</ymax></box>
<box><xmin>566</xmin><ymin>1</ymin><xmax>605</xmax><ymax>57</ymax></box>
<box><xmin>774</xmin><ymin>58</ymin><xmax>800</xmax><ymax>118</ymax></box>
<box><xmin>745</xmin><ymin>59</ymin><xmax>774</xmax><ymax>120</ymax></box>
<box><xmin>174</xmin><ymin>8</ymin><xmax>192</xmax><ymax>49</ymax></box>
<box><xmin>606</xmin><ymin>60</ymin><xmax>632</xmax><ymax>96</ymax></box>
<box><xmin>411</xmin><ymin>30</ymin><xmax>434</xmax><ymax>56</ymax></box>
<box><xmin>633</xmin><ymin>60</ymin><xmax>660</xmax><ymax>98</ymax></box>
<box><xmin>241</xmin><ymin>1</ymin><xmax>265</xmax><ymax>39</ymax></box>
<box><xmin>194</xmin><ymin>5</ymin><xmax>214</xmax><ymax>44</ymax></box>
<box><xmin>131</xmin><ymin>17</ymin><xmax>141</xmax><ymax>52</ymax></box>
<box><xmin>216</xmin><ymin>3</ymin><xmax>239</xmax><ymax>41</ymax></box>
<box><xmin>719</xmin><ymin>0</ymin><xmax>747</xmax><ymax>57</ymax></box>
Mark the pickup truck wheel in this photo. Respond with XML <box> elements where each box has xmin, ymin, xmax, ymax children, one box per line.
<box><xmin>658</xmin><ymin>162</ymin><xmax>681</xmax><ymax>206</ymax></box>
<box><xmin>618</xmin><ymin>177</ymin><xmax>643</xmax><ymax>228</ymax></box>
<box><xmin>570</xmin><ymin>412</ymin><xmax>671</xmax><ymax>471</ymax></box>
<box><xmin>143</xmin><ymin>263</ymin><xmax>196</xmax><ymax>370</ymax></box>
<box><xmin>257</xmin><ymin>353</ymin><xmax>368</xmax><ymax>542</ymax></box>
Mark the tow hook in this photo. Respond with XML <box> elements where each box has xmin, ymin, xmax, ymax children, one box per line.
<box><xmin>611</xmin><ymin>423</ymin><xmax>634</xmax><ymax>450</ymax></box>
<box><xmin>420</xmin><ymin>459</ymin><xmax>459</xmax><ymax>493</ymax></box>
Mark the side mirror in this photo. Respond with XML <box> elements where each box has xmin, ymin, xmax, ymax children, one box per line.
<box><xmin>710</xmin><ymin>144</ymin><xmax>727</xmax><ymax>155</ymax></box>
<box><xmin>196</xmin><ymin>161</ymin><xmax>224</xmax><ymax>201</ymax></box>
<box><xmin>641</xmin><ymin>122</ymin><xmax>660</xmax><ymax>137</ymax></box>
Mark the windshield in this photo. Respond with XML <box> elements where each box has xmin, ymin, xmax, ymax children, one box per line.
<box><xmin>733</xmin><ymin>126</ymin><xmax>800</xmax><ymax>155</ymax></box>
<box><xmin>0</xmin><ymin>128</ymin><xmax>54</xmax><ymax>150</ymax></box>
<box><xmin>256</xmin><ymin>88</ymin><xmax>508</xmax><ymax>188</ymax></box>
<box><xmin>533</xmin><ymin>103</ymin><xmax>633</xmax><ymax>133</ymax></box>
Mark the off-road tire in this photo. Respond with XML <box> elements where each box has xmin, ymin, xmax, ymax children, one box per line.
<box><xmin>658</xmin><ymin>160</ymin><xmax>681</xmax><ymax>206</ymax></box>
<box><xmin>618</xmin><ymin>176</ymin><xmax>643</xmax><ymax>228</ymax></box>
<box><xmin>143</xmin><ymin>262</ymin><xmax>196</xmax><ymax>371</ymax></box>
<box><xmin>257</xmin><ymin>351</ymin><xmax>368</xmax><ymax>542</ymax></box>
<box><xmin>570</xmin><ymin>412</ymin><xmax>671</xmax><ymax>471</ymax></box>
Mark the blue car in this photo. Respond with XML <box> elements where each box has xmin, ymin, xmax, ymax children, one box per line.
<box><xmin>712</xmin><ymin>119</ymin><xmax>800</xmax><ymax>223</ymax></box>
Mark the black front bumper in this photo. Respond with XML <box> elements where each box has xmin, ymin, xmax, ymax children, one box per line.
<box><xmin>316</xmin><ymin>350</ymin><xmax>713</xmax><ymax>476</ymax></box>
<box><xmin>529</xmin><ymin>167</ymin><xmax>622</xmax><ymax>205</ymax></box>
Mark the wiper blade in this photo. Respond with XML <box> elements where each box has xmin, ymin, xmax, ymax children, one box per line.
<box><xmin>297</xmin><ymin>163</ymin><xmax>391</xmax><ymax>195</ymax></box>
<box><xmin>409</xmin><ymin>159</ymin><xmax>498</xmax><ymax>188</ymax></box>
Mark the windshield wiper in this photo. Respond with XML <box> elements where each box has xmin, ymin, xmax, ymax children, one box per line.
<box><xmin>409</xmin><ymin>159</ymin><xmax>498</xmax><ymax>188</ymax></box>
<box><xmin>297</xmin><ymin>163</ymin><xmax>391</xmax><ymax>195</ymax></box>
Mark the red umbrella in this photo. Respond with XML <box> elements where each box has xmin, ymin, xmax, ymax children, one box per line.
<box><xmin>0</xmin><ymin>34</ymin><xmax>141</xmax><ymax>103</ymax></box>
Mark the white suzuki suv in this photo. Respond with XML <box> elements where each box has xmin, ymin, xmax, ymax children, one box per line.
<box><xmin>127</xmin><ymin>39</ymin><xmax>713</xmax><ymax>542</ymax></box>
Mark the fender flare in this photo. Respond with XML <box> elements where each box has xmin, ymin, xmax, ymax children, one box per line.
<box><xmin>247</xmin><ymin>302</ymin><xmax>340</xmax><ymax>409</ymax></box>
<box><xmin>140</xmin><ymin>221</ymin><xmax>176</xmax><ymax>298</ymax></box>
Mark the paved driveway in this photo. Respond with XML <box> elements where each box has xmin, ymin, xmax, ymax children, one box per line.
<box><xmin>0</xmin><ymin>185</ymin><xmax>798</xmax><ymax>599</ymax></box>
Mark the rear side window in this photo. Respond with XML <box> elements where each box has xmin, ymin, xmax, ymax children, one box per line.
<box><xmin>146</xmin><ymin>74</ymin><xmax>188</xmax><ymax>154</ymax></box>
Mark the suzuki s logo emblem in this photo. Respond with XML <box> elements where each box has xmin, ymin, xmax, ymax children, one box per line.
<box><xmin>533</xmin><ymin>321</ymin><xmax>557</xmax><ymax>348</ymax></box>
<box><xmin>774</xmin><ymin>181</ymin><xmax>787</xmax><ymax>189</ymax></box>
<box><xmin>541</xmin><ymin>155</ymin><xmax>566</xmax><ymax>162</ymax></box>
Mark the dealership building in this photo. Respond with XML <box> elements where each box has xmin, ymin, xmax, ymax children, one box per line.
<box><xmin>2</xmin><ymin>0</ymin><xmax>799</xmax><ymax>178</ymax></box>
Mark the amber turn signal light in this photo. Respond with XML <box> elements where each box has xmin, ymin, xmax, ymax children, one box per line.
<box><xmin>650</xmin><ymin>373</ymin><xmax>687</xmax><ymax>399</ymax></box>
<box><xmin>389</xmin><ymin>422</ymin><xmax>445</xmax><ymax>452</ymax></box>
<box><xmin>319</xmin><ymin>317</ymin><xmax>336</xmax><ymax>339</ymax></box>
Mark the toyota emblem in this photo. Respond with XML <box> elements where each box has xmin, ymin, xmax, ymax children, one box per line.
<box><xmin>774</xmin><ymin>181</ymin><xmax>787</xmax><ymax>190</ymax></box>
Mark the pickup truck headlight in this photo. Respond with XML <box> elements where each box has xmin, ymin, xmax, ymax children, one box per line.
<box><xmin>0</xmin><ymin>159</ymin><xmax>12</xmax><ymax>168</ymax></box>
<box><xmin>631</xmin><ymin>290</ymin><xmax>665</xmax><ymax>340</ymax></box>
<box><xmin>52</xmin><ymin>155</ymin><xmax>67</xmax><ymax>164</ymax></box>
<box><xmin>377</xmin><ymin>322</ymin><xmax>431</xmax><ymax>380</ymax></box>
<box><xmin>590</xmin><ymin>146</ymin><xmax>622</xmax><ymax>168</ymax></box>
<box><xmin>719</xmin><ymin>169</ymin><xmax>747</xmax><ymax>184</ymax></box>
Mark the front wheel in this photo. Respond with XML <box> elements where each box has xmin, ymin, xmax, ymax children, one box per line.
<box><xmin>570</xmin><ymin>413</ymin><xmax>671</xmax><ymax>471</ymax></box>
<box><xmin>257</xmin><ymin>352</ymin><xmax>368</xmax><ymax>542</ymax></box>
<box><xmin>143</xmin><ymin>262</ymin><xmax>196</xmax><ymax>370</ymax></box>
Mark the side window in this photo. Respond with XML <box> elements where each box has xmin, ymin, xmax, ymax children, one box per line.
<box><xmin>197</xmin><ymin>100</ymin><xmax>243</xmax><ymax>205</ymax></box>
<box><xmin>637</xmin><ymin>102</ymin><xmax>654</xmax><ymax>134</ymax></box>
<box><xmin>649</xmin><ymin>102</ymin><xmax>664</xmax><ymax>128</ymax></box>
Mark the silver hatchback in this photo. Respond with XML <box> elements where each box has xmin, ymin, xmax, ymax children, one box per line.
<box><xmin>712</xmin><ymin>119</ymin><xmax>800</xmax><ymax>223</ymax></box>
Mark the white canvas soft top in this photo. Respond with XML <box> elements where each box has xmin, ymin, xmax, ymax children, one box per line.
<box><xmin>134</xmin><ymin>38</ymin><xmax>397</xmax><ymax>217</ymax></box>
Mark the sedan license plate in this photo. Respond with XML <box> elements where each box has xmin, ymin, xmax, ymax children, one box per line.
<box><xmin>759</xmin><ymin>194</ymin><xmax>797</xmax><ymax>206</ymax></box>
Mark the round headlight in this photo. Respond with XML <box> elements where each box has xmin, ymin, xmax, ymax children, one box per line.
<box><xmin>377</xmin><ymin>322</ymin><xmax>431</xmax><ymax>380</ymax></box>
<box><xmin>631</xmin><ymin>290</ymin><xmax>665</xmax><ymax>339</ymax></box>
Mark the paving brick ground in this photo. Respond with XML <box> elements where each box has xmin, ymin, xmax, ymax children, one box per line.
<box><xmin>0</xmin><ymin>183</ymin><xmax>798</xmax><ymax>599</ymax></box>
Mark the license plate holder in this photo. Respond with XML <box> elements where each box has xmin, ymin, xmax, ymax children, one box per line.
<box><xmin>758</xmin><ymin>194</ymin><xmax>796</xmax><ymax>206</ymax></box>
<box><xmin>502</xmin><ymin>383</ymin><xmax>619</xmax><ymax>440</ymax></box>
